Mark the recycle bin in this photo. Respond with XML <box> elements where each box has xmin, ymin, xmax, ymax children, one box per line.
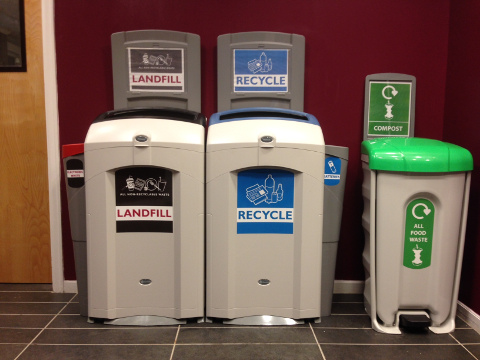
<box><xmin>84</xmin><ymin>107</ymin><xmax>206</xmax><ymax>325</ymax></box>
<box><xmin>62</xmin><ymin>144</ymin><xmax>88</xmax><ymax>317</ymax></box>
<box><xmin>206</xmin><ymin>107</ymin><xmax>325</xmax><ymax>325</ymax></box>
<box><xmin>322</xmin><ymin>145</ymin><xmax>348</xmax><ymax>317</ymax></box>
<box><xmin>361</xmin><ymin>137</ymin><xmax>473</xmax><ymax>334</ymax></box>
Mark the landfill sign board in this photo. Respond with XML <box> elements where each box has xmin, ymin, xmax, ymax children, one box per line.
<box><xmin>403</xmin><ymin>199</ymin><xmax>435</xmax><ymax>269</ymax></box>
<box><xmin>128</xmin><ymin>48</ymin><xmax>184</xmax><ymax>92</ymax></box>
<box><xmin>237</xmin><ymin>169</ymin><xmax>294</xmax><ymax>234</ymax></box>
<box><xmin>367</xmin><ymin>81</ymin><xmax>412</xmax><ymax>137</ymax></box>
<box><xmin>233</xmin><ymin>49</ymin><xmax>289</xmax><ymax>92</ymax></box>
<box><xmin>115</xmin><ymin>167</ymin><xmax>173</xmax><ymax>233</ymax></box>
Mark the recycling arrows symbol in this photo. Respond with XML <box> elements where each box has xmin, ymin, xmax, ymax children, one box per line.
<box><xmin>412</xmin><ymin>203</ymin><xmax>431</xmax><ymax>219</ymax></box>
<box><xmin>382</xmin><ymin>85</ymin><xmax>398</xmax><ymax>100</ymax></box>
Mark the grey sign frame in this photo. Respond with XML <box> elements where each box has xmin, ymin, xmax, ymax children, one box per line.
<box><xmin>364</xmin><ymin>73</ymin><xmax>416</xmax><ymax>141</ymax></box>
<box><xmin>217</xmin><ymin>32</ymin><xmax>305</xmax><ymax>112</ymax></box>
<box><xmin>111</xmin><ymin>30</ymin><xmax>201</xmax><ymax>112</ymax></box>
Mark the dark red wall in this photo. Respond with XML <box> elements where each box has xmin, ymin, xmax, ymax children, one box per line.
<box><xmin>444</xmin><ymin>1</ymin><xmax>480</xmax><ymax>314</ymax></box>
<box><xmin>55</xmin><ymin>1</ymin><xmax>452</xmax><ymax>284</ymax></box>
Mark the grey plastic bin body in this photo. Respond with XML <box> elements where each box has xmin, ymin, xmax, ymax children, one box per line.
<box><xmin>361</xmin><ymin>138</ymin><xmax>473</xmax><ymax>334</ymax></box>
<box><xmin>85</xmin><ymin>108</ymin><xmax>206</xmax><ymax>325</ymax></box>
<box><xmin>206</xmin><ymin>108</ymin><xmax>325</xmax><ymax>325</ymax></box>
<box><xmin>322</xmin><ymin>145</ymin><xmax>348</xmax><ymax>317</ymax></box>
<box><xmin>62</xmin><ymin>144</ymin><xmax>88</xmax><ymax>317</ymax></box>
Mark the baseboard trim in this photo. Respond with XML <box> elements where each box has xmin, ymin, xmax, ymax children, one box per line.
<box><xmin>333</xmin><ymin>280</ymin><xmax>364</xmax><ymax>294</ymax></box>
<box><xmin>457</xmin><ymin>301</ymin><xmax>480</xmax><ymax>333</ymax></box>
<box><xmin>63</xmin><ymin>280</ymin><xmax>78</xmax><ymax>294</ymax></box>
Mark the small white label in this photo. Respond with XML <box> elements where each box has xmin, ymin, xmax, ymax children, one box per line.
<box><xmin>67</xmin><ymin>170</ymin><xmax>84</xmax><ymax>178</ymax></box>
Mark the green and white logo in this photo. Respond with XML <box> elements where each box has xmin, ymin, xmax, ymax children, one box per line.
<box><xmin>403</xmin><ymin>199</ymin><xmax>435</xmax><ymax>269</ymax></box>
<box><xmin>368</xmin><ymin>81</ymin><xmax>412</xmax><ymax>137</ymax></box>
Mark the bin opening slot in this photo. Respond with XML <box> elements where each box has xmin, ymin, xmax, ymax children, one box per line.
<box><xmin>219</xmin><ymin>110</ymin><xmax>309</xmax><ymax>121</ymax></box>
<box><xmin>93</xmin><ymin>108</ymin><xmax>205</xmax><ymax>126</ymax></box>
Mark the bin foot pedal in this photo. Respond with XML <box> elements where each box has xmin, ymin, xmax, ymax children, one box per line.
<box><xmin>399</xmin><ymin>314</ymin><xmax>431</xmax><ymax>329</ymax></box>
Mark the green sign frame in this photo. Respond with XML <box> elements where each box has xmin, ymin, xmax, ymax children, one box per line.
<box><xmin>364</xmin><ymin>73</ymin><xmax>416</xmax><ymax>140</ymax></box>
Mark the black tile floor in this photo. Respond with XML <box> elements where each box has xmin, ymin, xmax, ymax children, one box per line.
<box><xmin>1</xmin><ymin>284</ymin><xmax>480</xmax><ymax>360</ymax></box>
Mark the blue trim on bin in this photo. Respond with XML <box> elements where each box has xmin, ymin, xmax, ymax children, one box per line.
<box><xmin>208</xmin><ymin>107</ymin><xmax>320</xmax><ymax>127</ymax></box>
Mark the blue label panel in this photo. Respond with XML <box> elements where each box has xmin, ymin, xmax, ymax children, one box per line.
<box><xmin>324</xmin><ymin>157</ymin><xmax>342</xmax><ymax>186</ymax></box>
<box><xmin>234</xmin><ymin>49</ymin><xmax>289</xmax><ymax>92</ymax></box>
<box><xmin>237</xmin><ymin>169</ymin><xmax>294</xmax><ymax>234</ymax></box>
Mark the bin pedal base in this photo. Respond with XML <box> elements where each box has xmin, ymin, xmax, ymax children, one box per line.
<box><xmin>90</xmin><ymin>316</ymin><xmax>188</xmax><ymax>326</ymax></box>
<box><xmin>222</xmin><ymin>315</ymin><xmax>307</xmax><ymax>326</ymax></box>
<box><xmin>399</xmin><ymin>314</ymin><xmax>432</xmax><ymax>329</ymax></box>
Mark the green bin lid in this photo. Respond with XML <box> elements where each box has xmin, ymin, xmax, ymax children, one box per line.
<box><xmin>361</xmin><ymin>137</ymin><xmax>473</xmax><ymax>172</ymax></box>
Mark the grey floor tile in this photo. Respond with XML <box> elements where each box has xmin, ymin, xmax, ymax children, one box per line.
<box><xmin>451</xmin><ymin>328</ymin><xmax>480</xmax><ymax>344</ymax></box>
<box><xmin>33</xmin><ymin>328</ymin><xmax>178</xmax><ymax>345</ymax></box>
<box><xmin>456</xmin><ymin>316</ymin><xmax>472</xmax><ymax>328</ymax></box>
<box><xmin>464</xmin><ymin>344</ymin><xmax>480</xmax><ymax>358</ymax></box>
<box><xmin>321</xmin><ymin>344</ymin><xmax>476</xmax><ymax>360</ymax></box>
<box><xmin>0</xmin><ymin>284</ymin><xmax>53</xmax><ymax>292</ymax></box>
<box><xmin>0</xmin><ymin>315</ymin><xmax>54</xmax><ymax>328</ymax></box>
<box><xmin>330</xmin><ymin>302</ymin><xmax>366</xmax><ymax>315</ymax></box>
<box><xmin>47</xmin><ymin>315</ymin><xmax>110</xmax><ymax>328</ymax></box>
<box><xmin>314</xmin><ymin>314</ymin><xmax>371</xmax><ymax>328</ymax></box>
<box><xmin>0</xmin><ymin>292</ymin><xmax>75</xmax><ymax>303</ymax></box>
<box><xmin>0</xmin><ymin>303</ymin><xmax>66</xmax><ymax>315</ymax></box>
<box><xmin>172</xmin><ymin>344</ymin><xmax>322</xmax><ymax>360</ymax></box>
<box><xmin>176</xmin><ymin>326</ymin><xmax>317</xmax><ymax>344</ymax></box>
<box><xmin>0</xmin><ymin>344</ymin><xmax>26</xmax><ymax>360</ymax></box>
<box><xmin>59</xmin><ymin>302</ymin><xmax>81</xmax><ymax>315</ymax></box>
<box><xmin>18</xmin><ymin>344</ymin><xmax>173</xmax><ymax>360</ymax></box>
<box><xmin>0</xmin><ymin>328</ymin><xmax>41</xmax><ymax>343</ymax></box>
<box><xmin>314</xmin><ymin>328</ymin><xmax>457</xmax><ymax>345</ymax></box>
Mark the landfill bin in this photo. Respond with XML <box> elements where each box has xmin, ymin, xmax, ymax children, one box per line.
<box><xmin>84</xmin><ymin>107</ymin><xmax>206</xmax><ymax>325</ymax></box>
<box><xmin>361</xmin><ymin>137</ymin><xmax>473</xmax><ymax>334</ymax></box>
<box><xmin>62</xmin><ymin>144</ymin><xmax>88</xmax><ymax>317</ymax></box>
<box><xmin>322</xmin><ymin>145</ymin><xmax>348</xmax><ymax>317</ymax></box>
<box><xmin>206</xmin><ymin>107</ymin><xmax>325</xmax><ymax>325</ymax></box>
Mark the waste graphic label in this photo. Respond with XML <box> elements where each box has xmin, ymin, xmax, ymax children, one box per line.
<box><xmin>128</xmin><ymin>48</ymin><xmax>184</xmax><ymax>92</ymax></box>
<box><xmin>324</xmin><ymin>157</ymin><xmax>342</xmax><ymax>186</ymax></box>
<box><xmin>237</xmin><ymin>169</ymin><xmax>294</xmax><ymax>234</ymax></box>
<box><xmin>115</xmin><ymin>167</ymin><xmax>173</xmax><ymax>233</ymax></box>
<box><xmin>403</xmin><ymin>198</ymin><xmax>435</xmax><ymax>269</ymax></box>
<box><xmin>233</xmin><ymin>49</ymin><xmax>289</xmax><ymax>92</ymax></box>
<box><xmin>367</xmin><ymin>81</ymin><xmax>412</xmax><ymax>137</ymax></box>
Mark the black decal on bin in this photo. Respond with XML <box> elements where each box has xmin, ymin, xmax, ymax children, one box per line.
<box><xmin>115</xmin><ymin>167</ymin><xmax>173</xmax><ymax>233</ymax></box>
<box><xmin>66</xmin><ymin>159</ymin><xmax>85</xmax><ymax>188</ymax></box>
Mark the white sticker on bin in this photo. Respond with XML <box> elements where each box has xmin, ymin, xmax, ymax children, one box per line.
<box><xmin>67</xmin><ymin>170</ymin><xmax>84</xmax><ymax>178</ymax></box>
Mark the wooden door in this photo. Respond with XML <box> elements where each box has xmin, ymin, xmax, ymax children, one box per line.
<box><xmin>0</xmin><ymin>0</ymin><xmax>51</xmax><ymax>283</ymax></box>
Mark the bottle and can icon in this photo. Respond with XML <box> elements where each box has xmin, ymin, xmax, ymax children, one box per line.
<box><xmin>328</xmin><ymin>160</ymin><xmax>337</xmax><ymax>173</ymax></box>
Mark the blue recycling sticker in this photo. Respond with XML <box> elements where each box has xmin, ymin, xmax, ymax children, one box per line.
<box><xmin>234</xmin><ymin>49</ymin><xmax>289</xmax><ymax>92</ymax></box>
<box><xmin>237</xmin><ymin>169</ymin><xmax>294</xmax><ymax>234</ymax></box>
<box><xmin>324</xmin><ymin>157</ymin><xmax>342</xmax><ymax>186</ymax></box>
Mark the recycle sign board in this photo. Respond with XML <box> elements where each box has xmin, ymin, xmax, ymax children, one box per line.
<box><xmin>237</xmin><ymin>169</ymin><xmax>295</xmax><ymax>234</ymax></box>
<box><xmin>367</xmin><ymin>81</ymin><xmax>412</xmax><ymax>137</ymax></box>
<box><xmin>233</xmin><ymin>49</ymin><xmax>289</xmax><ymax>92</ymax></box>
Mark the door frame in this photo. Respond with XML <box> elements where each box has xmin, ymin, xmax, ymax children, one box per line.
<box><xmin>42</xmin><ymin>0</ymin><xmax>64</xmax><ymax>292</ymax></box>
